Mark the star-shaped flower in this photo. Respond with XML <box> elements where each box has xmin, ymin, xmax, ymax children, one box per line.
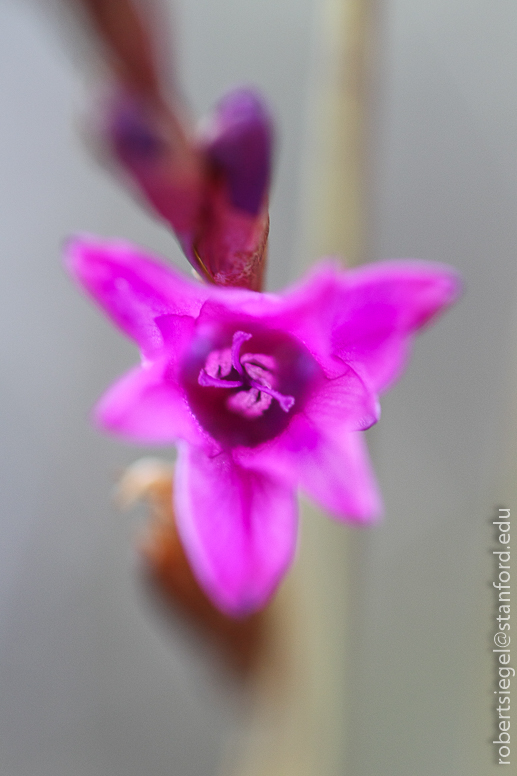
<box><xmin>66</xmin><ymin>237</ymin><xmax>459</xmax><ymax>616</ymax></box>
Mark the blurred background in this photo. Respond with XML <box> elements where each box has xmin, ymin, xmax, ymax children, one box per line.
<box><xmin>0</xmin><ymin>0</ymin><xmax>516</xmax><ymax>774</ymax></box>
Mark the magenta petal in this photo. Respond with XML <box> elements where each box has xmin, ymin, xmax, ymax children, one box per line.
<box><xmin>174</xmin><ymin>444</ymin><xmax>297</xmax><ymax>616</ymax></box>
<box><xmin>304</xmin><ymin>365</ymin><xmax>380</xmax><ymax>433</ymax></box>
<box><xmin>296</xmin><ymin>429</ymin><xmax>383</xmax><ymax>523</ymax></box>
<box><xmin>235</xmin><ymin>414</ymin><xmax>381</xmax><ymax>524</ymax></box>
<box><xmin>65</xmin><ymin>236</ymin><xmax>209</xmax><ymax>358</ymax></box>
<box><xmin>331</xmin><ymin>261</ymin><xmax>461</xmax><ymax>391</ymax></box>
<box><xmin>94</xmin><ymin>361</ymin><xmax>207</xmax><ymax>446</ymax></box>
<box><xmin>153</xmin><ymin>314</ymin><xmax>196</xmax><ymax>369</ymax></box>
<box><xmin>262</xmin><ymin>261</ymin><xmax>348</xmax><ymax>376</ymax></box>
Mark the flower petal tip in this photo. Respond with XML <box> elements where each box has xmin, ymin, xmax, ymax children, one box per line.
<box><xmin>202</xmin><ymin>584</ymin><xmax>278</xmax><ymax>620</ymax></box>
<box><xmin>63</xmin><ymin>232</ymin><xmax>95</xmax><ymax>271</ymax></box>
<box><xmin>349</xmin><ymin>499</ymin><xmax>384</xmax><ymax>526</ymax></box>
<box><xmin>325</xmin><ymin>486</ymin><xmax>384</xmax><ymax>527</ymax></box>
<box><xmin>174</xmin><ymin>446</ymin><xmax>297</xmax><ymax>617</ymax></box>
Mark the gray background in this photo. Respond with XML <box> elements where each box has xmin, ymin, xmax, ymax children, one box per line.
<box><xmin>0</xmin><ymin>1</ymin><xmax>516</xmax><ymax>774</ymax></box>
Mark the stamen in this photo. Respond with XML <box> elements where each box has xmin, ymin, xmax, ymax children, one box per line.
<box><xmin>231</xmin><ymin>331</ymin><xmax>252</xmax><ymax>375</ymax></box>
<box><xmin>248</xmin><ymin>380</ymin><xmax>295</xmax><ymax>412</ymax></box>
<box><xmin>198</xmin><ymin>371</ymin><xmax>242</xmax><ymax>389</ymax></box>
<box><xmin>198</xmin><ymin>330</ymin><xmax>295</xmax><ymax>416</ymax></box>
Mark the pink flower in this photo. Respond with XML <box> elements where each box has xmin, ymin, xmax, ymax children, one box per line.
<box><xmin>66</xmin><ymin>237</ymin><xmax>459</xmax><ymax>616</ymax></box>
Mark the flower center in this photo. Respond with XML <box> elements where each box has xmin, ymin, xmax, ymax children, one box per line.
<box><xmin>181</xmin><ymin>325</ymin><xmax>320</xmax><ymax>448</ymax></box>
<box><xmin>198</xmin><ymin>331</ymin><xmax>295</xmax><ymax>417</ymax></box>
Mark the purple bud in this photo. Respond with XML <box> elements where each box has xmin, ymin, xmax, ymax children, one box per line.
<box><xmin>202</xmin><ymin>88</ymin><xmax>274</xmax><ymax>215</ymax></box>
<box><xmin>109</xmin><ymin>96</ymin><xmax>165</xmax><ymax>165</ymax></box>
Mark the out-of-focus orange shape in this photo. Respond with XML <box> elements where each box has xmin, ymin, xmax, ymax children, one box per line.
<box><xmin>117</xmin><ymin>459</ymin><xmax>269</xmax><ymax>677</ymax></box>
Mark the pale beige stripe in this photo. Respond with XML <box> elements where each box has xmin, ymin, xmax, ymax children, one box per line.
<box><xmin>224</xmin><ymin>2</ymin><xmax>375</xmax><ymax>775</ymax></box>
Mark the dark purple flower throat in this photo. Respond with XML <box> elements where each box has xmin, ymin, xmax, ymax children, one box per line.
<box><xmin>181</xmin><ymin>327</ymin><xmax>320</xmax><ymax>448</ymax></box>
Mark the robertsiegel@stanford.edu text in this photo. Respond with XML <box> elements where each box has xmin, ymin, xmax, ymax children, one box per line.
<box><xmin>493</xmin><ymin>507</ymin><xmax>512</xmax><ymax>766</ymax></box>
